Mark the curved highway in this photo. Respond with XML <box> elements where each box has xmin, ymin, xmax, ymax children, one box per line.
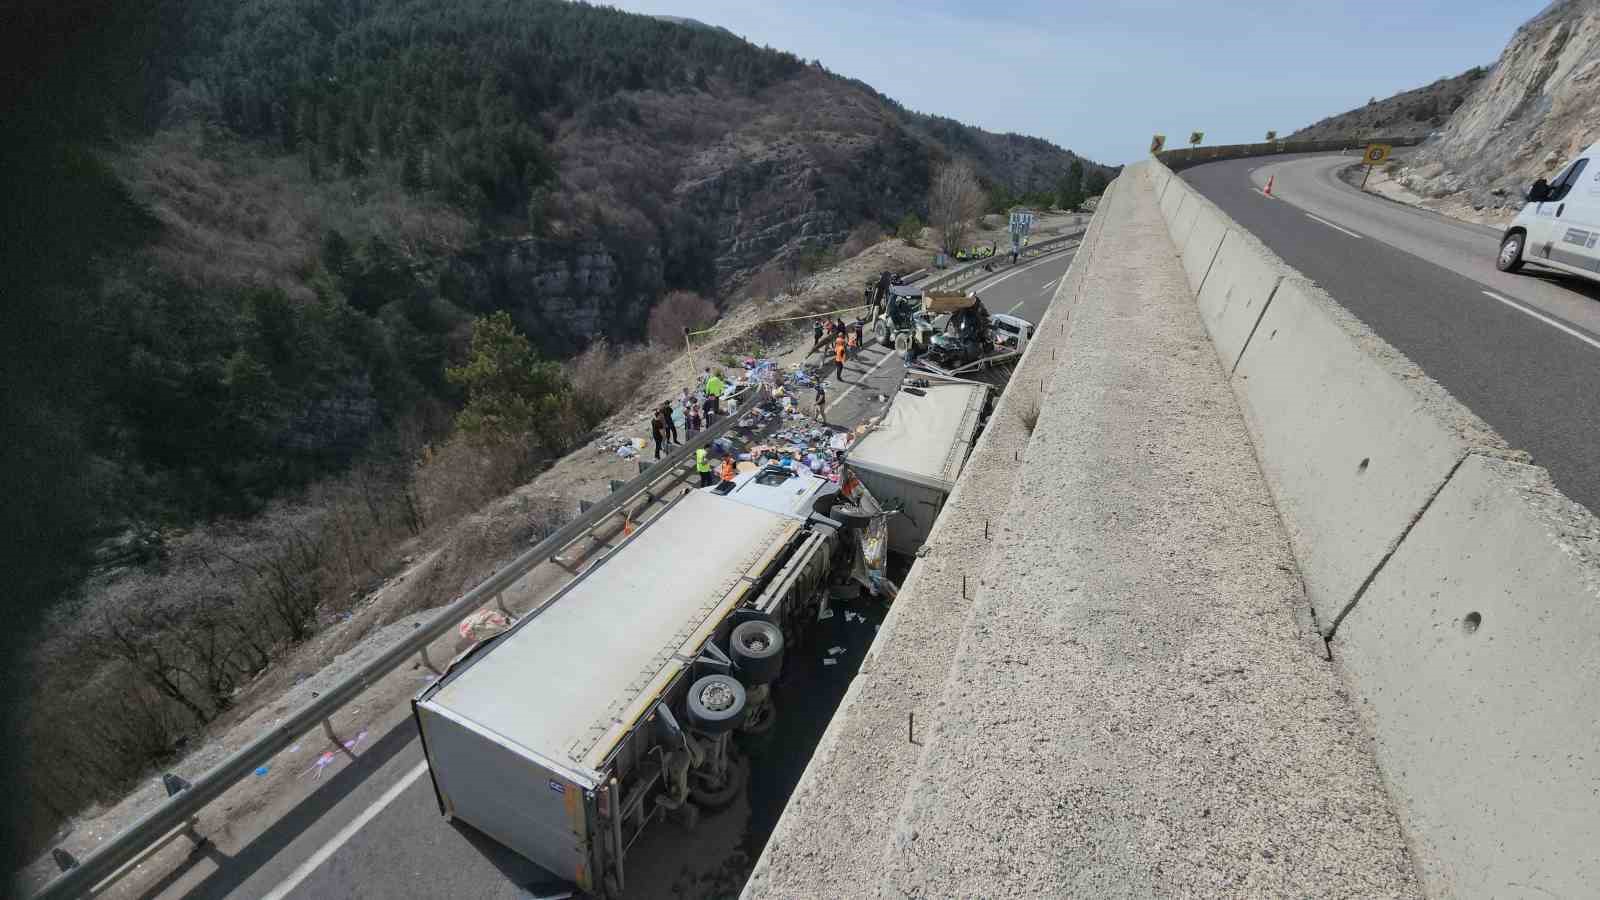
<box><xmin>1183</xmin><ymin>153</ymin><xmax>1600</xmax><ymax>514</ymax></box>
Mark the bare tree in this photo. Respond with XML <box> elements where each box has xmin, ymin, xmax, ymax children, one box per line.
<box><xmin>647</xmin><ymin>290</ymin><xmax>718</xmax><ymax>348</ymax></box>
<box><xmin>928</xmin><ymin>161</ymin><xmax>986</xmax><ymax>256</ymax></box>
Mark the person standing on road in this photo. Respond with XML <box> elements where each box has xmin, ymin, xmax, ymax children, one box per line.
<box><xmin>650</xmin><ymin>412</ymin><xmax>667</xmax><ymax>460</ymax></box>
<box><xmin>845</xmin><ymin>326</ymin><xmax>859</xmax><ymax>360</ymax></box>
<box><xmin>696</xmin><ymin>447</ymin><xmax>713</xmax><ymax>487</ymax></box>
<box><xmin>686</xmin><ymin>399</ymin><xmax>702</xmax><ymax>438</ymax></box>
<box><xmin>833</xmin><ymin>333</ymin><xmax>848</xmax><ymax>382</ymax></box>
<box><xmin>813</xmin><ymin>381</ymin><xmax>827</xmax><ymax>424</ymax></box>
<box><xmin>853</xmin><ymin>319</ymin><xmax>864</xmax><ymax>349</ymax></box>
<box><xmin>659</xmin><ymin>402</ymin><xmax>680</xmax><ymax>445</ymax></box>
<box><xmin>719</xmin><ymin>454</ymin><xmax>737</xmax><ymax>484</ymax></box>
<box><xmin>813</xmin><ymin>319</ymin><xmax>825</xmax><ymax>351</ymax></box>
<box><xmin>895</xmin><ymin>328</ymin><xmax>913</xmax><ymax>366</ymax></box>
<box><xmin>704</xmin><ymin>369</ymin><xmax>725</xmax><ymax>418</ymax></box>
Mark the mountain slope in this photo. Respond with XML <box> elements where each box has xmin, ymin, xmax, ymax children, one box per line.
<box><xmin>1289</xmin><ymin>66</ymin><xmax>1489</xmax><ymax>142</ymax></box>
<box><xmin>1398</xmin><ymin>0</ymin><xmax>1600</xmax><ymax>212</ymax></box>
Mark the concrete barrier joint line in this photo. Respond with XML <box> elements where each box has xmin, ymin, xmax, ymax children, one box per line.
<box><xmin>1323</xmin><ymin>450</ymin><xmax>1472</xmax><ymax>641</ymax></box>
<box><xmin>1196</xmin><ymin>229</ymin><xmax>1230</xmax><ymax>296</ymax></box>
<box><xmin>1230</xmin><ymin>276</ymin><xmax>1285</xmax><ymax>375</ymax></box>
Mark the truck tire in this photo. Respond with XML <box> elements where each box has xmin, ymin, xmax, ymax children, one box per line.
<box><xmin>691</xmin><ymin>753</ymin><xmax>749</xmax><ymax>811</ymax></box>
<box><xmin>730</xmin><ymin>620</ymin><xmax>784</xmax><ymax>684</ymax></box>
<box><xmin>874</xmin><ymin>320</ymin><xmax>889</xmax><ymax>346</ymax></box>
<box><xmin>686</xmin><ymin>674</ymin><xmax>746</xmax><ymax>734</ymax></box>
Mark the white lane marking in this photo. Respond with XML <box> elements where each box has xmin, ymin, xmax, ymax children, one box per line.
<box><xmin>1304</xmin><ymin>213</ymin><xmax>1362</xmax><ymax>239</ymax></box>
<box><xmin>968</xmin><ymin>251</ymin><xmax>1072</xmax><ymax>295</ymax></box>
<box><xmin>261</xmin><ymin>760</ymin><xmax>430</xmax><ymax>900</ymax></box>
<box><xmin>828</xmin><ymin>347</ymin><xmax>896</xmax><ymax>412</ymax></box>
<box><xmin>1481</xmin><ymin>290</ymin><xmax>1600</xmax><ymax>352</ymax></box>
<box><xmin>1036</xmin><ymin>278</ymin><xmax>1060</xmax><ymax>295</ymax></box>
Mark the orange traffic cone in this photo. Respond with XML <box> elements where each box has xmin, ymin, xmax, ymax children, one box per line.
<box><xmin>1264</xmin><ymin>175</ymin><xmax>1275</xmax><ymax>196</ymax></box>
<box><xmin>622</xmin><ymin>514</ymin><xmax>636</xmax><ymax>537</ymax></box>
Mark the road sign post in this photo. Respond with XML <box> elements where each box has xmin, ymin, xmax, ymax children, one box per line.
<box><xmin>1360</xmin><ymin>143</ymin><xmax>1392</xmax><ymax>190</ymax></box>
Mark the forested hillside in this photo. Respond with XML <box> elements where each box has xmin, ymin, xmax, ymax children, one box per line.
<box><xmin>5</xmin><ymin>0</ymin><xmax>1110</xmax><ymax>581</ymax></box>
<box><xmin>2</xmin><ymin>4</ymin><xmax>1111</xmax><ymax>856</ymax></box>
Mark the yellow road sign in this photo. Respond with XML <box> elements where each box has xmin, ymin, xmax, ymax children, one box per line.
<box><xmin>1363</xmin><ymin>143</ymin><xmax>1393</xmax><ymax>166</ymax></box>
<box><xmin>1150</xmin><ymin>134</ymin><xmax>1166</xmax><ymax>154</ymax></box>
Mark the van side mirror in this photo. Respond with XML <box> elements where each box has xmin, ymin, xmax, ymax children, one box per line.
<box><xmin>1529</xmin><ymin>179</ymin><xmax>1551</xmax><ymax>203</ymax></box>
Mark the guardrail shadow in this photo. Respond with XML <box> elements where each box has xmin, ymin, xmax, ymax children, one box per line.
<box><xmin>137</xmin><ymin>722</ymin><xmax>417</xmax><ymax>900</ymax></box>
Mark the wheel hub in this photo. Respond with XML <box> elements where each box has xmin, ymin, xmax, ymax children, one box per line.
<box><xmin>742</xmin><ymin>634</ymin><xmax>770</xmax><ymax>652</ymax></box>
<box><xmin>701</xmin><ymin>681</ymin><xmax>736</xmax><ymax>711</ymax></box>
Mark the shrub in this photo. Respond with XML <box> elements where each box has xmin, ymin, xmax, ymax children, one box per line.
<box><xmin>896</xmin><ymin>213</ymin><xmax>923</xmax><ymax>245</ymax></box>
<box><xmin>647</xmin><ymin>290</ymin><xmax>718</xmax><ymax>348</ymax></box>
<box><xmin>839</xmin><ymin>221</ymin><xmax>883</xmax><ymax>258</ymax></box>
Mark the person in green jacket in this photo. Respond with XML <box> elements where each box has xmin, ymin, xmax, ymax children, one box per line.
<box><xmin>696</xmin><ymin>447</ymin><xmax>713</xmax><ymax>487</ymax></box>
<box><xmin>704</xmin><ymin>369</ymin><xmax>726</xmax><ymax>418</ymax></box>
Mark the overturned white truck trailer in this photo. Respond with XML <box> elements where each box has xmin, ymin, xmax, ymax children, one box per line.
<box><xmin>412</xmin><ymin>469</ymin><xmax>875</xmax><ymax>897</ymax></box>
<box><xmin>845</xmin><ymin>377</ymin><xmax>991</xmax><ymax>556</ymax></box>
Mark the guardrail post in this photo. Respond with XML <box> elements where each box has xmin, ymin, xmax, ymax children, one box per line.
<box><xmin>578</xmin><ymin>499</ymin><xmax>594</xmax><ymax>514</ymax></box>
<box><xmin>51</xmin><ymin>849</ymin><xmax>77</xmax><ymax>874</ymax></box>
<box><xmin>418</xmin><ymin>645</ymin><xmax>440</xmax><ymax>676</ymax></box>
<box><xmin>609</xmin><ymin>479</ymin><xmax>625</xmax><ymax>493</ymax></box>
<box><xmin>493</xmin><ymin>591</ymin><xmax>512</xmax><ymax>617</ymax></box>
<box><xmin>638</xmin><ymin>460</ymin><xmax>650</xmax><ymax>475</ymax></box>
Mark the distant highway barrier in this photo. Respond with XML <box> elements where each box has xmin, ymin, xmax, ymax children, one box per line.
<box><xmin>1154</xmin><ymin>135</ymin><xmax>1424</xmax><ymax>172</ymax></box>
<box><xmin>1142</xmin><ymin>158</ymin><xmax>1600</xmax><ymax>897</ymax></box>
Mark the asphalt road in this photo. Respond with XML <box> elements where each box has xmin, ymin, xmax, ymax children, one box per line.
<box><xmin>147</xmin><ymin>248</ymin><xmax>1076</xmax><ymax>900</ymax></box>
<box><xmin>1183</xmin><ymin>153</ymin><xmax>1600</xmax><ymax>515</ymax></box>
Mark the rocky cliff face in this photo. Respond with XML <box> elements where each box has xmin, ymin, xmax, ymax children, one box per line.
<box><xmin>1399</xmin><ymin>0</ymin><xmax>1600</xmax><ymax>212</ymax></box>
<box><xmin>442</xmin><ymin>237</ymin><xmax>663</xmax><ymax>349</ymax></box>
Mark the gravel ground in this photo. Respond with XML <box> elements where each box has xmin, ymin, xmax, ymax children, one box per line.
<box><xmin>867</xmin><ymin>166</ymin><xmax>1422</xmax><ymax>898</ymax></box>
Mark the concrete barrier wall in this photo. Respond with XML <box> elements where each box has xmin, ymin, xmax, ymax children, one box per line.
<box><xmin>1142</xmin><ymin>157</ymin><xmax>1600</xmax><ymax>898</ymax></box>
<box><xmin>1336</xmin><ymin>452</ymin><xmax>1600</xmax><ymax>895</ymax></box>
<box><xmin>1192</xmin><ymin>229</ymin><xmax>1284</xmax><ymax>369</ymax></box>
<box><xmin>1155</xmin><ymin>135</ymin><xmax>1424</xmax><ymax>172</ymax></box>
<box><xmin>1178</xmin><ymin>204</ymin><xmax>1228</xmax><ymax>294</ymax></box>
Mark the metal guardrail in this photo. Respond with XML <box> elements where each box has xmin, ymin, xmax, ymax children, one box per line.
<box><xmin>918</xmin><ymin>228</ymin><xmax>1084</xmax><ymax>293</ymax></box>
<box><xmin>31</xmin><ymin>386</ymin><xmax>769</xmax><ymax>900</ymax></box>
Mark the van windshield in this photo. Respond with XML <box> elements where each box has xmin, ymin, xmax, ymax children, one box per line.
<box><xmin>1550</xmin><ymin>158</ymin><xmax>1590</xmax><ymax>201</ymax></box>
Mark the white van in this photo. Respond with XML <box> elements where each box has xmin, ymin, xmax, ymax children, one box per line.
<box><xmin>1498</xmin><ymin>142</ymin><xmax>1600</xmax><ymax>279</ymax></box>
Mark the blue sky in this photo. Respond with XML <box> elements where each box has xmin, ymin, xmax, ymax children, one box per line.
<box><xmin>604</xmin><ymin>0</ymin><xmax>1538</xmax><ymax>164</ymax></box>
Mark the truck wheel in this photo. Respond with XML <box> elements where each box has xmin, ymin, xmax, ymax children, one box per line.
<box><xmin>686</xmin><ymin>674</ymin><xmax>746</xmax><ymax>734</ymax></box>
<box><xmin>1497</xmin><ymin>231</ymin><xmax>1525</xmax><ymax>273</ymax></box>
<box><xmin>874</xmin><ymin>320</ymin><xmax>889</xmax><ymax>346</ymax></box>
<box><xmin>730</xmin><ymin>620</ymin><xmax>784</xmax><ymax>684</ymax></box>
<box><xmin>691</xmin><ymin>753</ymin><xmax>749</xmax><ymax>811</ymax></box>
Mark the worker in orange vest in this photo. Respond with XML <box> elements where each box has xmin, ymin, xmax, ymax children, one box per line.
<box><xmin>719</xmin><ymin>455</ymin><xmax>737</xmax><ymax>483</ymax></box>
<box><xmin>833</xmin><ymin>333</ymin><xmax>847</xmax><ymax>382</ymax></box>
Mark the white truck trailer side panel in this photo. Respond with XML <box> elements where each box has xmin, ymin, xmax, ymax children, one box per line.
<box><xmin>425</xmin><ymin>489</ymin><xmax>797</xmax><ymax>776</ymax></box>
<box><xmin>846</xmin><ymin>381</ymin><xmax>987</xmax><ymax>554</ymax></box>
